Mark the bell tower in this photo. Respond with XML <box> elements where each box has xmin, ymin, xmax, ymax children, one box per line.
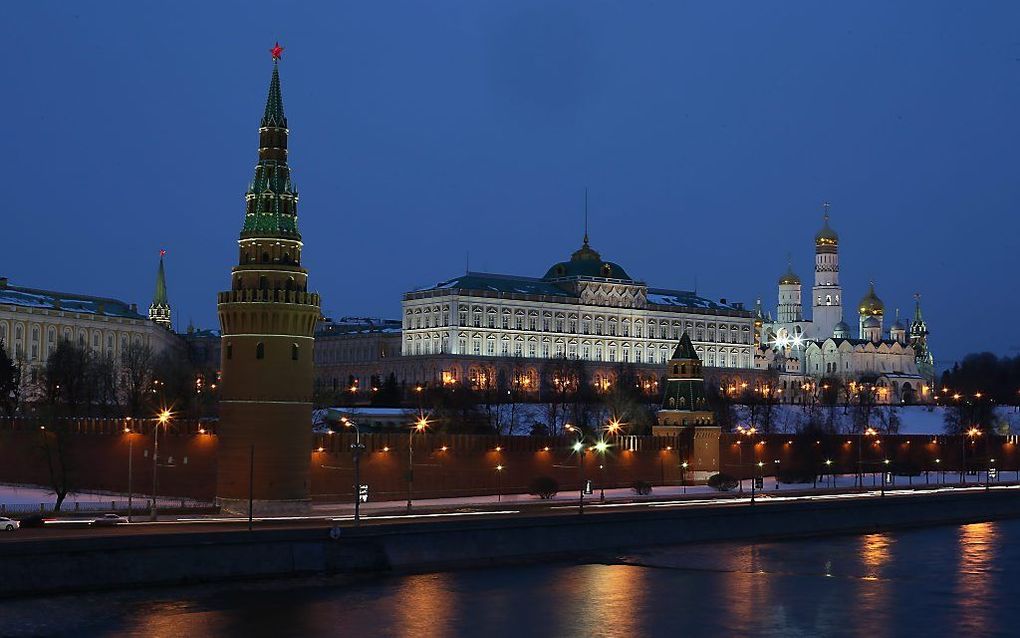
<box><xmin>215</xmin><ymin>44</ymin><xmax>321</xmax><ymax>515</ymax></box>
<box><xmin>812</xmin><ymin>203</ymin><xmax>843</xmax><ymax>339</ymax></box>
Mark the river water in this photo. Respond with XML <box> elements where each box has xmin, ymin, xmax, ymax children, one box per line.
<box><xmin>1</xmin><ymin>520</ymin><xmax>1014</xmax><ymax>637</ymax></box>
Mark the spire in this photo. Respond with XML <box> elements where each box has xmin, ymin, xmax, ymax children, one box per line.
<box><xmin>242</xmin><ymin>48</ymin><xmax>300</xmax><ymax>239</ymax></box>
<box><xmin>913</xmin><ymin>293</ymin><xmax>924</xmax><ymax>323</ymax></box>
<box><xmin>149</xmin><ymin>249</ymin><xmax>172</xmax><ymax>330</ymax></box>
<box><xmin>261</xmin><ymin>58</ymin><xmax>287</xmax><ymax>128</ymax></box>
<box><xmin>153</xmin><ymin>250</ymin><xmax>168</xmax><ymax>306</ymax></box>
<box><xmin>583</xmin><ymin>187</ymin><xmax>590</xmax><ymax>248</ymax></box>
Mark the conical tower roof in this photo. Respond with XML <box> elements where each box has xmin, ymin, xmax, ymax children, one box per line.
<box><xmin>152</xmin><ymin>251</ymin><xmax>169</xmax><ymax>308</ymax></box>
<box><xmin>261</xmin><ymin>63</ymin><xmax>287</xmax><ymax>128</ymax></box>
<box><xmin>671</xmin><ymin>331</ymin><xmax>699</xmax><ymax>361</ymax></box>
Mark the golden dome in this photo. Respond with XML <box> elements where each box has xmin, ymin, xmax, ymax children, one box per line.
<box><xmin>815</xmin><ymin>214</ymin><xmax>839</xmax><ymax>245</ymax></box>
<box><xmin>858</xmin><ymin>282</ymin><xmax>884</xmax><ymax>316</ymax></box>
<box><xmin>778</xmin><ymin>265</ymin><xmax>800</xmax><ymax>286</ymax></box>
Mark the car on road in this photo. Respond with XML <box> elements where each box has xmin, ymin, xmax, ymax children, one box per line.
<box><xmin>90</xmin><ymin>514</ymin><xmax>128</xmax><ymax>527</ymax></box>
<box><xmin>0</xmin><ymin>517</ymin><xmax>19</xmax><ymax>531</ymax></box>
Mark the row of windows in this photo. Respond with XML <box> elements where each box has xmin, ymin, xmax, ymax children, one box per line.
<box><xmin>406</xmin><ymin>307</ymin><xmax>751</xmax><ymax>343</ymax></box>
<box><xmin>0</xmin><ymin>320</ymin><xmax>147</xmax><ymax>362</ymax></box>
<box><xmin>404</xmin><ymin>333</ymin><xmax>751</xmax><ymax>368</ymax></box>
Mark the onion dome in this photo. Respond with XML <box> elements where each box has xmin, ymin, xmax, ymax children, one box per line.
<box><xmin>858</xmin><ymin>282</ymin><xmax>884</xmax><ymax>316</ymax></box>
<box><xmin>815</xmin><ymin>213</ymin><xmax>839</xmax><ymax>247</ymax></box>
<box><xmin>832</xmin><ymin>321</ymin><xmax>851</xmax><ymax>339</ymax></box>
<box><xmin>778</xmin><ymin>264</ymin><xmax>800</xmax><ymax>286</ymax></box>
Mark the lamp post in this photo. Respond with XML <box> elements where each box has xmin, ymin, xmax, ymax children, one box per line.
<box><xmin>774</xmin><ymin>459</ymin><xmax>780</xmax><ymax>490</ymax></box>
<box><xmin>681</xmin><ymin>461</ymin><xmax>688</xmax><ymax>494</ymax></box>
<box><xmin>825</xmin><ymin>459</ymin><xmax>833</xmax><ymax>488</ymax></box>
<box><xmin>407</xmin><ymin>414</ymin><xmax>428</xmax><ymax>513</ymax></box>
<box><xmin>496</xmin><ymin>464</ymin><xmax>504</xmax><ymax>502</ymax></box>
<box><xmin>595</xmin><ymin>439</ymin><xmax>608</xmax><ymax>501</ymax></box>
<box><xmin>962</xmin><ymin>427</ymin><xmax>981</xmax><ymax>486</ymax></box>
<box><xmin>566</xmin><ymin>424</ymin><xmax>585</xmax><ymax>514</ymax></box>
<box><xmin>343</xmin><ymin>417</ymin><xmax>365</xmax><ymax>526</ymax></box>
<box><xmin>935</xmin><ymin>457</ymin><xmax>942</xmax><ymax>484</ymax></box>
<box><xmin>124</xmin><ymin>425</ymin><xmax>134</xmax><ymax>523</ymax></box>
<box><xmin>881</xmin><ymin>458</ymin><xmax>890</xmax><ymax>496</ymax></box>
<box><xmin>150</xmin><ymin>409</ymin><xmax>171</xmax><ymax>522</ymax></box>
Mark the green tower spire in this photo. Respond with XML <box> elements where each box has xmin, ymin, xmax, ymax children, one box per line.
<box><xmin>261</xmin><ymin>63</ymin><xmax>287</xmax><ymax>129</ymax></box>
<box><xmin>149</xmin><ymin>249</ymin><xmax>172</xmax><ymax>330</ymax></box>
<box><xmin>153</xmin><ymin>252</ymin><xmax>168</xmax><ymax>306</ymax></box>
<box><xmin>242</xmin><ymin>58</ymin><xmax>300</xmax><ymax>239</ymax></box>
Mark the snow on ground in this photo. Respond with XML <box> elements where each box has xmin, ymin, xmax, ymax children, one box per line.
<box><xmin>0</xmin><ymin>483</ymin><xmax>204</xmax><ymax>510</ymax></box>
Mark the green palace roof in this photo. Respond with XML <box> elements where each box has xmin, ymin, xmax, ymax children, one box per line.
<box><xmin>0</xmin><ymin>278</ymin><xmax>144</xmax><ymax>319</ymax></box>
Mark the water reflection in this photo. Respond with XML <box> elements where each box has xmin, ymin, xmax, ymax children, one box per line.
<box><xmin>392</xmin><ymin>573</ymin><xmax>457</xmax><ymax>638</ymax></box>
<box><xmin>854</xmin><ymin>533</ymin><xmax>893</xmax><ymax>638</ymax></box>
<box><xmin>955</xmin><ymin>522</ymin><xmax>999</xmax><ymax>636</ymax></box>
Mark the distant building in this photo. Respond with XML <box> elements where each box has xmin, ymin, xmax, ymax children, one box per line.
<box><xmin>314</xmin><ymin>317</ymin><xmax>401</xmax><ymax>393</ymax></box>
<box><xmin>0</xmin><ymin>268</ymin><xmax>180</xmax><ymax>386</ymax></box>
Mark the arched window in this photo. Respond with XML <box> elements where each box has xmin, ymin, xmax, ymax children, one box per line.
<box><xmin>256</xmin><ymin>342</ymin><xmax>265</xmax><ymax>359</ymax></box>
<box><xmin>226</xmin><ymin>342</ymin><xmax>233</xmax><ymax>360</ymax></box>
<box><xmin>291</xmin><ymin>343</ymin><xmax>299</xmax><ymax>360</ymax></box>
<box><xmin>259</xmin><ymin>276</ymin><xmax>268</xmax><ymax>290</ymax></box>
<box><xmin>262</xmin><ymin>252</ymin><xmax>271</xmax><ymax>263</ymax></box>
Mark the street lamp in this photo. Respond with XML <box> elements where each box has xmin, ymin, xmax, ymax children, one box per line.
<box><xmin>566</xmin><ymin>424</ymin><xmax>586</xmax><ymax>514</ymax></box>
<box><xmin>124</xmin><ymin>425</ymin><xmax>134</xmax><ymax>522</ymax></box>
<box><xmin>963</xmin><ymin>427</ymin><xmax>981</xmax><ymax>485</ymax></box>
<box><xmin>150</xmin><ymin>408</ymin><xmax>171</xmax><ymax>521</ymax></box>
<box><xmin>343</xmin><ymin>417</ymin><xmax>365</xmax><ymax>526</ymax></box>
<box><xmin>881</xmin><ymin>458</ymin><xmax>890</xmax><ymax>496</ymax></box>
<box><xmin>824</xmin><ymin>459</ymin><xmax>833</xmax><ymax>488</ymax></box>
<box><xmin>594</xmin><ymin>439</ymin><xmax>609</xmax><ymax>501</ymax></box>
<box><xmin>681</xmin><ymin>461</ymin><xmax>688</xmax><ymax>494</ymax></box>
<box><xmin>496</xmin><ymin>464</ymin><xmax>505</xmax><ymax>502</ymax></box>
<box><xmin>407</xmin><ymin>413</ymin><xmax>429</xmax><ymax>512</ymax></box>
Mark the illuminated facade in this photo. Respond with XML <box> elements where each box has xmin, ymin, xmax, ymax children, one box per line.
<box><xmin>757</xmin><ymin>207</ymin><xmax>934</xmax><ymax>402</ymax></box>
<box><xmin>402</xmin><ymin>234</ymin><xmax>756</xmax><ymax>377</ymax></box>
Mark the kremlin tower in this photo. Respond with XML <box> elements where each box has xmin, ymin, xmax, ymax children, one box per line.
<box><xmin>148</xmin><ymin>250</ymin><xmax>172</xmax><ymax>330</ymax></box>
<box><xmin>215</xmin><ymin>44</ymin><xmax>321</xmax><ymax>514</ymax></box>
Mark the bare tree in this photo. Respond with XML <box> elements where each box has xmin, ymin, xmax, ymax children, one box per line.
<box><xmin>120</xmin><ymin>342</ymin><xmax>154</xmax><ymax>418</ymax></box>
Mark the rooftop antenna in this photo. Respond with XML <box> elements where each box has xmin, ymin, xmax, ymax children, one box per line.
<box><xmin>583</xmin><ymin>187</ymin><xmax>590</xmax><ymax>246</ymax></box>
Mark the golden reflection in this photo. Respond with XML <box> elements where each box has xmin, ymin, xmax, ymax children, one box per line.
<box><xmin>392</xmin><ymin>573</ymin><xmax>457</xmax><ymax>638</ymax></box>
<box><xmin>555</xmin><ymin>564</ymin><xmax>648</xmax><ymax>638</ymax></box>
<box><xmin>854</xmin><ymin>533</ymin><xmax>892</xmax><ymax>638</ymax></box>
<box><xmin>859</xmin><ymin>533</ymin><xmax>892</xmax><ymax>580</ymax></box>
<box><xmin>955</xmin><ymin>522</ymin><xmax>999</xmax><ymax>636</ymax></box>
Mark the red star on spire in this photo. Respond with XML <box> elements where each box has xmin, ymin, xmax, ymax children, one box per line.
<box><xmin>270</xmin><ymin>42</ymin><xmax>284</xmax><ymax>61</ymax></box>
<box><xmin>159</xmin><ymin>249</ymin><xmax>166</xmax><ymax>257</ymax></box>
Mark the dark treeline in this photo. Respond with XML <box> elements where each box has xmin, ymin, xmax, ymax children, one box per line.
<box><xmin>940</xmin><ymin>352</ymin><xmax>1020</xmax><ymax>405</ymax></box>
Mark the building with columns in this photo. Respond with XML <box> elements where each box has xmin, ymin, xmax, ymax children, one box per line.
<box><xmin>757</xmin><ymin>207</ymin><xmax>935</xmax><ymax>404</ymax></box>
<box><xmin>0</xmin><ymin>252</ymin><xmax>181</xmax><ymax>391</ymax></box>
<box><xmin>403</xmin><ymin>234</ymin><xmax>754</xmax><ymax>370</ymax></box>
<box><xmin>215</xmin><ymin>48</ymin><xmax>322</xmax><ymax>514</ymax></box>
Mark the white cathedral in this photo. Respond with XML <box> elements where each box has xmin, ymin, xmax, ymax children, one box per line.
<box><xmin>756</xmin><ymin>207</ymin><xmax>934</xmax><ymax>405</ymax></box>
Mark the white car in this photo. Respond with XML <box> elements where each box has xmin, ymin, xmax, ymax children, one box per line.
<box><xmin>0</xmin><ymin>517</ymin><xmax>19</xmax><ymax>531</ymax></box>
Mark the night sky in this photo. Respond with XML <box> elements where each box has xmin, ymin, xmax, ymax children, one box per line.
<box><xmin>4</xmin><ymin>2</ymin><xmax>1019</xmax><ymax>369</ymax></box>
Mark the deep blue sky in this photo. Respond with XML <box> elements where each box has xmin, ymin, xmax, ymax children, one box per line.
<box><xmin>4</xmin><ymin>3</ymin><xmax>1019</xmax><ymax>369</ymax></box>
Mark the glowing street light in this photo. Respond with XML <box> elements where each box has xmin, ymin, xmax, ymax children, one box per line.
<box><xmin>407</xmin><ymin>413</ymin><xmax>430</xmax><ymax>512</ymax></box>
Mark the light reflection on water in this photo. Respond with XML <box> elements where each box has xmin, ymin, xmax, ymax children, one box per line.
<box><xmin>0</xmin><ymin>520</ymin><xmax>1016</xmax><ymax>638</ymax></box>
